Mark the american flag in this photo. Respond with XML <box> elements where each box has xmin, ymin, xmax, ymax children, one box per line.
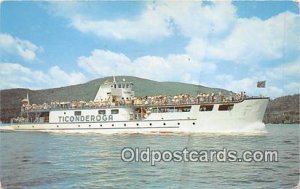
<box><xmin>257</xmin><ymin>81</ymin><xmax>266</xmax><ymax>88</ymax></box>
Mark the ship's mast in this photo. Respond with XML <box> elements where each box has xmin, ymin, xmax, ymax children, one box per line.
<box><xmin>113</xmin><ymin>75</ymin><xmax>116</xmax><ymax>84</ymax></box>
<box><xmin>27</xmin><ymin>93</ymin><xmax>30</xmax><ymax>105</ymax></box>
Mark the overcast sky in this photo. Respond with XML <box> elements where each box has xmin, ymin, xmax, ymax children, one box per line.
<box><xmin>0</xmin><ymin>1</ymin><xmax>299</xmax><ymax>97</ymax></box>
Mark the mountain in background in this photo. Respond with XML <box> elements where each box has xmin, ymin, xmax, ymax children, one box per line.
<box><xmin>264</xmin><ymin>94</ymin><xmax>299</xmax><ymax>124</ymax></box>
<box><xmin>0</xmin><ymin>76</ymin><xmax>299</xmax><ymax>124</ymax></box>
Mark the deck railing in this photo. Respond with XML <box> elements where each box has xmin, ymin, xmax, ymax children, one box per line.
<box><xmin>20</xmin><ymin>96</ymin><xmax>255</xmax><ymax>113</ymax></box>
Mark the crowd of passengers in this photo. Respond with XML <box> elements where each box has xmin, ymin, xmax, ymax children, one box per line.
<box><xmin>21</xmin><ymin>92</ymin><xmax>247</xmax><ymax>111</ymax></box>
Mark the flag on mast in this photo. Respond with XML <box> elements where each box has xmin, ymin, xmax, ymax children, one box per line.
<box><xmin>257</xmin><ymin>81</ymin><xmax>266</xmax><ymax>88</ymax></box>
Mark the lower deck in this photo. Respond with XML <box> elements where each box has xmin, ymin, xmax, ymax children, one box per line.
<box><xmin>10</xmin><ymin>119</ymin><xmax>196</xmax><ymax>133</ymax></box>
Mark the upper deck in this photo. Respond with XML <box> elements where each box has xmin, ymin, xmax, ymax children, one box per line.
<box><xmin>13</xmin><ymin>77</ymin><xmax>269</xmax><ymax>124</ymax></box>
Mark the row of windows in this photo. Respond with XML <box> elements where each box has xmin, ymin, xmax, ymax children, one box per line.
<box><xmin>112</xmin><ymin>83</ymin><xmax>133</xmax><ymax>89</ymax></box>
<box><xmin>71</xmin><ymin>104</ymin><xmax>233</xmax><ymax>116</ymax></box>
<box><xmin>149</xmin><ymin>104</ymin><xmax>234</xmax><ymax>113</ymax></box>
<box><xmin>151</xmin><ymin>106</ymin><xmax>192</xmax><ymax>113</ymax></box>
<box><xmin>73</xmin><ymin>109</ymin><xmax>119</xmax><ymax>116</ymax></box>
<box><xmin>21</xmin><ymin>122</ymin><xmax>197</xmax><ymax>129</ymax></box>
<box><xmin>199</xmin><ymin>104</ymin><xmax>234</xmax><ymax>111</ymax></box>
<box><xmin>54</xmin><ymin>122</ymin><xmax>196</xmax><ymax>128</ymax></box>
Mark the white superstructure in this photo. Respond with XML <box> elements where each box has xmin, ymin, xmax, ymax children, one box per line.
<box><xmin>4</xmin><ymin>77</ymin><xmax>269</xmax><ymax>133</ymax></box>
<box><xmin>94</xmin><ymin>77</ymin><xmax>134</xmax><ymax>102</ymax></box>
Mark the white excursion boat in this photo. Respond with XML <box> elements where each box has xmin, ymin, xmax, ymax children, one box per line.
<box><xmin>3</xmin><ymin>77</ymin><xmax>269</xmax><ymax>133</ymax></box>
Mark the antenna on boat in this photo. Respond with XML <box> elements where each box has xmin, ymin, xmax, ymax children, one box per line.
<box><xmin>113</xmin><ymin>75</ymin><xmax>116</xmax><ymax>83</ymax></box>
<box><xmin>197</xmin><ymin>78</ymin><xmax>201</xmax><ymax>95</ymax></box>
<box><xmin>27</xmin><ymin>93</ymin><xmax>30</xmax><ymax>105</ymax></box>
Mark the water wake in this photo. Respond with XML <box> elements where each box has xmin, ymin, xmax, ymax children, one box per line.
<box><xmin>191</xmin><ymin>122</ymin><xmax>267</xmax><ymax>135</ymax></box>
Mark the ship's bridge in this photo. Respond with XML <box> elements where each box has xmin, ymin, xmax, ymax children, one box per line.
<box><xmin>94</xmin><ymin>77</ymin><xmax>135</xmax><ymax>102</ymax></box>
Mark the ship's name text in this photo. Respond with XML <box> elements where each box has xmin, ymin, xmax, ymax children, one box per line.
<box><xmin>58</xmin><ymin>115</ymin><xmax>113</xmax><ymax>123</ymax></box>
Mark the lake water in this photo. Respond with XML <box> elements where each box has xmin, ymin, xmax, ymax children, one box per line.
<box><xmin>0</xmin><ymin>124</ymin><xmax>299</xmax><ymax>189</ymax></box>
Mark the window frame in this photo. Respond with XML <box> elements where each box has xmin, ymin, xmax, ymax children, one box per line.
<box><xmin>200</xmin><ymin>105</ymin><xmax>214</xmax><ymax>111</ymax></box>
<box><xmin>98</xmin><ymin>110</ymin><xmax>106</xmax><ymax>114</ymax></box>
<box><xmin>111</xmin><ymin>109</ymin><xmax>119</xmax><ymax>114</ymax></box>
<box><xmin>218</xmin><ymin>104</ymin><xmax>234</xmax><ymax>111</ymax></box>
<box><xmin>74</xmin><ymin>111</ymin><xmax>81</xmax><ymax>116</ymax></box>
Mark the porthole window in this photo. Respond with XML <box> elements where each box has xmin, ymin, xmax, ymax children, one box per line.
<box><xmin>89</xmin><ymin>125</ymin><xmax>91</xmax><ymax>127</ymax></box>
<box><xmin>136</xmin><ymin>123</ymin><xmax>139</xmax><ymax>126</ymax></box>
<box><xmin>78</xmin><ymin>125</ymin><xmax>80</xmax><ymax>127</ymax></box>
<box><xmin>177</xmin><ymin>122</ymin><xmax>180</xmax><ymax>125</ymax></box>
<box><xmin>57</xmin><ymin>125</ymin><xmax>59</xmax><ymax>127</ymax></box>
<box><xmin>193</xmin><ymin>122</ymin><xmax>195</xmax><ymax>125</ymax></box>
<box><xmin>163</xmin><ymin>123</ymin><xmax>166</xmax><ymax>126</ymax></box>
<box><xmin>124</xmin><ymin>123</ymin><xmax>126</xmax><ymax>127</ymax></box>
<box><xmin>112</xmin><ymin>124</ymin><xmax>114</xmax><ymax>127</ymax></box>
<box><xmin>149</xmin><ymin>123</ymin><xmax>152</xmax><ymax>126</ymax></box>
<box><xmin>100</xmin><ymin>124</ymin><xmax>102</xmax><ymax>127</ymax></box>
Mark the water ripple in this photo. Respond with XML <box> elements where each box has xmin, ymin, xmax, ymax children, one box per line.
<box><xmin>0</xmin><ymin>124</ymin><xmax>299</xmax><ymax>188</ymax></box>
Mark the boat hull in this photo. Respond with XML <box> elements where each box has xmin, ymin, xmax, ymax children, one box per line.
<box><xmin>4</xmin><ymin>98</ymin><xmax>269</xmax><ymax>134</ymax></box>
